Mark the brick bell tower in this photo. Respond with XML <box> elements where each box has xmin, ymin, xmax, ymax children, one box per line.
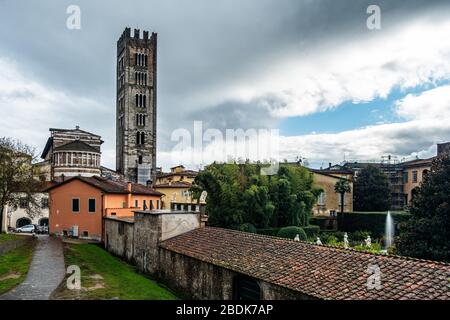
<box><xmin>116</xmin><ymin>28</ymin><xmax>157</xmax><ymax>184</ymax></box>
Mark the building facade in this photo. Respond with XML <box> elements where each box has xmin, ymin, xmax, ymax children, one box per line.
<box><xmin>40</xmin><ymin>126</ymin><xmax>103</xmax><ymax>180</ymax></box>
<box><xmin>153</xmin><ymin>165</ymin><xmax>205</xmax><ymax>210</ymax></box>
<box><xmin>328</xmin><ymin>142</ymin><xmax>450</xmax><ymax>210</ymax></box>
<box><xmin>116</xmin><ymin>28</ymin><xmax>157</xmax><ymax>184</ymax></box>
<box><xmin>310</xmin><ymin>169</ymin><xmax>353</xmax><ymax>216</ymax></box>
<box><xmin>46</xmin><ymin>176</ymin><xmax>162</xmax><ymax>241</ymax></box>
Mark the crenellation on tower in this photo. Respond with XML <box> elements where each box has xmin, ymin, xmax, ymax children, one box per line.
<box><xmin>116</xmin><ymin>28</ymin><xmax>157</xmax><ymax>185</ymax></box>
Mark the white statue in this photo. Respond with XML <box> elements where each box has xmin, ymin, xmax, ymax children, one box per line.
<box><xmin>199</xmin><ymin>191</ymin><xmax>208</xmax><ymax>203</ymax></box>
<box><xmin>294</xmin><ymin>234</ymin><xmax>300</xmax><ymax>242</ymax></box>
<box><xmin>365</xmin><ymin>235</ymin><xmax>372</xmax><ymax>248</ymax></box>
<box><xmin>343</xmin><ymin>232</ymin><xmax>349</xmax><ymax>249</ymax></box>
<box><xmin>316</xmin><ymin>237</ymin><xmax>322</xmax><ymax>245</ymax></box>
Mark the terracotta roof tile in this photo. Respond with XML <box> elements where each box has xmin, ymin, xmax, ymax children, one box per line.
<box><xmin>46</xmin><ymin>176</ymin><xmax>163</xmax><ymax>196</ymax></box>
<box><xmin>159</xmin><ymin>227</ymin><xmax>450</xmax><ymax>300</ymax></box>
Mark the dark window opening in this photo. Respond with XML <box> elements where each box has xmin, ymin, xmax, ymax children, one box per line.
<box><xmin>138</xmin><ymin>155</ymin><xmax>143</xmax><ymax>164</ymax></box>
<box><xmin>233</xmin><ymin>275</ymin><xmax>261</xmax><ymax>300</ymax></box>
<box><xmin>88</xmin><ymin>198</ymin><xmax>96</xmax><ymax>213</ymax></box>
<box><xmin>83</xmin><ymin>231</ymin><xmax>89</xmax><ymax>237</ymax></box>
<box><xmin>72</xmin><ymin>198</ymin><xmax>80</xmax><ymax>212</ymax></box>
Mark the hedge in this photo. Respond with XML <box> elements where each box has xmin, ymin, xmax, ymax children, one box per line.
<box><xmin>256</xmin><ymin>228</ymin><xmax>280</xmax><ymax>236</ymax></box>
<box><xmin>337</xmin><ymin>211</ymin><xmax>411</xmax><ymax>238</ymax></box>
<box><xmin>303</xmin><ymin>225</ymin><xmax>320</xmax><ymax>238</ymax></box>
<box><xmin>277</xmin><ymin>226</ymin><xmax>307</xmax><ymax>241</ymax></box>
<box><xmin>310</xmin><ymin>217</ymin><xmax>328</xmax><ymax>228</ymax></box>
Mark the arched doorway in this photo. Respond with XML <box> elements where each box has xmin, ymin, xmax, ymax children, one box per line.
<box><xmin>39</xmin><ymin>218</ymin><xmax>49</xmax><ymax>226</ymax></box>
<box><xmin>233</xmin><ymin>275</ymin><xmax>261</xmax><ymax>300</ymax></box>
<box><xmin>16</xmin><ymin>217</ymin><xmax>32</xmax><ymax>228</ymax></box>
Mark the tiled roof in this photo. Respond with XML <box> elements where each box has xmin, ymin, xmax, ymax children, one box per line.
<box><xmin>154</xmin><ymin>181</ymin><xmax>192</xmax><ymax>188</ymax></box>
<box><xmin>156</xmin><ymin>170</ymin><xmax>198</xmax><ymax>179</ymax></box>
<box><xmin>45</xmin><ymin>176</ymin><xmax>163</xmax><ymax>196</ymax></box>
<box><xmin>53</xmin><ymin>140</ymin><xmax>100</xmax><ymax>153</ymax></box>
<box><xmin>160</xmin><ymin>227</ymin><xmax>450</xmax><ymax>300</ymax></box>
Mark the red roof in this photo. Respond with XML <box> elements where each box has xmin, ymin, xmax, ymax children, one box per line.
<box><xmin>45</xmin><ymin>176</ymin><xmax>163</xmax><ymax>196</ymax></box>
<box><xmin>160</xmin><ymin>227</ymin><xmax>450</xmax><ymax>300</ymax></box>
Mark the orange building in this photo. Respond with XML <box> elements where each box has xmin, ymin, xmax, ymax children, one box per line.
<box><xmin>46</xmin><ymin>176</ymin><xmax>162</xmax><ymax>241</ymax></box>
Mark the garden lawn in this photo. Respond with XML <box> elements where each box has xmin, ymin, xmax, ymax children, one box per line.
<box><xmin>0</xmin><ymin>239</ymin><xmax>35</xmax><ymax>295</ymax></box>
<box><xmin>52</xmin><ymin>243</ymin><xmax>177</xmax><ymax>300</ymax></box>
<box><xmin>0</xmin><ymin>233</ymin><xmax>20</xmax><ymax>244</ymax></box>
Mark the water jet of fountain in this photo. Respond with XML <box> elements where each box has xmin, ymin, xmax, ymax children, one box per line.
<box><xmin>385</xmin><ymin>211</ymin><xmax>394</xmax><ymax>250</ymax></box>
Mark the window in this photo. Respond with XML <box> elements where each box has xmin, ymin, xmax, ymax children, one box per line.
<box><xmin>83</xmin><ymin>231</ymin><xmax>89</xmax><ymax>238</ymax></box>
<box><xmin>412</xmin><ymin>170</ymin><xmax>418</xmax><ymax>183</ymax></box>
<box><xmin>317</xmin><ymin>192</ymin><xmax>325</xmax><ymax>206</ymax></box>
<box><xmin>111</xmin><ymin>212</ymin><xmax>117</xmax><ymax>216</ymax></box>
<box><xmin>143</xmin><ymin>200</ymin><xmax>147</xmax><ymax>210</ymax></box>
<box><xmin>403</xmin><ymin>171</ymin><xmax>408</xmax><ymax>183</ymax></box>
<box><xmin>72</xmin><ymin>198</ymin><xmax>80</xmax><ymax>213</ymax></box>
<box><xmin>157</xmin><ymin>200</ymin><xmax>160</xmax><ymax>209</ymax></box>
<box><xmin>88</xmin><ymin>198</ymin><xmax>96</xmax><ymax>213</ymax></box>
<box><xmin>41</xmin><ymin>197</ymin><xmax>49</xmax><ymax>209</ymax></box>
<box><xmin>233</xmin><ymin>275</ymin><xmax>261</xmax><ymax>300</ymax></box>
<box><xmin>138</xmin><ymin>155</ymin><xmax>143</xmax><ymax>164</ymax></box>
<box><xmin>135</xmin><ymin>199</ymin><xmax>138</xmax><ymax>207</ymax></box>
<box><xmin>136</xmin><ymin>94</ymin><xmax>139</xmax><ymax>107</ymax></box>
<box><xmin>150</xmin><ymin>200</ymin><xmax>153</xmax><ymax>210</ymax></box>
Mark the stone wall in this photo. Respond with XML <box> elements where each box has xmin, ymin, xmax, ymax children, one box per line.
<box><xmin>157</xmin><ymin>248</ymin><xmax>314</xmax><ymax>300</ymax></box>
<box><xmin>104</xmin><ymin>218</ymin><xmax>134</xmax><ymax>262</ymax></box>
<box><xmin>104</xmin><ymin>210</ymin><xmax>315</xmax><ymax>300</ymax></box>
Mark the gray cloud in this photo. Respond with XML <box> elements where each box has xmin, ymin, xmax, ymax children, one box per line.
<box><xmin>0</xmin><ymin>0</ymin><xmax>449</xmax><ymax>169</ymax></box>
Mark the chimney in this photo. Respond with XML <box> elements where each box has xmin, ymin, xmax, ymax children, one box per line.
<box><xmin>134</xmin><ymin>29</ymin><xmax>140</xmax><ymax>39</ymax></box>
<box><xmin>329</xmin><ymin>162</ymin><xmax>332</xmax><ymax>168</ymax></box>
<box><xmin>127</xmin><ymin>182</ymin><xmax>132</xmax><ymax>208</ymax></box>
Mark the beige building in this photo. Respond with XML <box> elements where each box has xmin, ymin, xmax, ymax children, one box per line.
<box><xmin>153</xmin><ymin>165</ymin><xmax>205</xmax><ymax>210</ymax></box>
<box><xmin>401</xmin><ymin>158</ymin><xmax>432</xmax><ymax>205</ymax></box>
<box><xmin>310</xmin><ymin>169</ymin><xmax>354</xmax><ymax>216</ymax></box>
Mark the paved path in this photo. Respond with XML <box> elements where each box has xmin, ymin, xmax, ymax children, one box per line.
<box><xmin>0</xmin><ymin>235</ymin><xmax>65</xmax><ymax>300</ymax></box>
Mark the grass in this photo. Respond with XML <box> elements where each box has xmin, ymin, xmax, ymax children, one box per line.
<box><xmin>52</xmin><ymin>243</ymin><xmax>177</xmax><ymax>300</ymax></box>
<box><xmin>0</xmin><ymin>240</ymin><xmax>35</xmax><ymax>295</ymax></box>
<box><xmin>0</xmin><ymin>233</ymin><xmax>21</xmax><ymax>244</ymax></box>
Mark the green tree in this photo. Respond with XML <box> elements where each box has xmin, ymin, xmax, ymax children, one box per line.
<box><xmin>334</xmin><ymin>178</ymin><xmax>351</xmax><ymax>213</ymax></box>
<box><xmin>191</xmin><ymin>162</ymin><xmax>320</xmax><ymax>230</ymax></box>
<box><xmin>0</xmin><ymin>138</ymin><xmax>41</xmax><ymax>233</ymax></box>
<box><xmin>353</xmin><ymin>166</ymin><xmax>391</xmax><ymax>211</ymax></box>
<box><xmin>397</xmin><ymin>155</ymin><xmax>450</xmax><ymax>262</ymax></box>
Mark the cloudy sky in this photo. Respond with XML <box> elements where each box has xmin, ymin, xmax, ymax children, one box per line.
<box><xmin>1</xmin><ymin>0</ymin><xmax>450</xmax><ymax>170</ymax></box>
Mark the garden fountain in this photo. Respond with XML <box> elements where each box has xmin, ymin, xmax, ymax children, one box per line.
<box><xmin>385</xmin><ymin>211</ymin><xmax>394</xmax><ymax>250</ymax></box>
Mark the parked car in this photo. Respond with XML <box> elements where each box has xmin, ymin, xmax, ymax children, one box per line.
<box><xmin>36</xmin><ymin>225</ymin><xmax>49</xmax><ymax>234</ymax></box>
<box><xmin>15</xmin><ymin>224</ymin><xmax>36</xmax><ymax>233</ymax></box>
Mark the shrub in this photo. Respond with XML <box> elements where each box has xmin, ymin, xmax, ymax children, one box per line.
<box><xmin>256</xmin><ymin>228</ymin><xmax>280</xmax><ymax>236</ymax></box>
<box><xmin>303</xmin><ymin>225</ymin><xmax>320</xmax><ymax>238</ymax></box>
<box><xmin>277</xmin><ymin>226</ymin><xmax>307</xmax><ymax>241</ymax></box>
<box><xmin>238</xmin><ymin>223</ymin><xmax>257</xmax><ymax>233</ymax></box>
<box><xmin>337</xmin><ymin>212</ymin><xmax>411</xmax><ymax>238</ymax></box>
